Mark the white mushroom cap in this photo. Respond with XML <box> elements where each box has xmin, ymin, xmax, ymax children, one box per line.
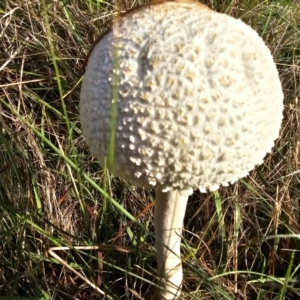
<box><xmin>80</xmin><ymin>1</ymin><xmax>283</xmax><ymax>192</ymax></box>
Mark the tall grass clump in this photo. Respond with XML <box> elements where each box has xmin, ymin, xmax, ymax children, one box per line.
<box><xmin>0</xmin><ymin>0</ymin><xmax>299</xmax><ymax>299</ymax></box>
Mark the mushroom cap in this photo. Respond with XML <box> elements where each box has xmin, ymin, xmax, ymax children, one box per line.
<box><xmin>80</xmin><ymin>1</ymin><xmax>283</xmax><ymax>192</ymax></box>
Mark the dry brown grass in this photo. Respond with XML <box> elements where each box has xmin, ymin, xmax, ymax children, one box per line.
<box><xmin>0</xmin><ymin>0</ymin><xmax>299</xmax><ymax>299</ymax></box>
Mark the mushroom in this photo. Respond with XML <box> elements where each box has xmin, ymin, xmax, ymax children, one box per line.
<box><xmin>80</xmin><ymin>1</ymin><xmax>283</xmax><ymax>299</ymax></box>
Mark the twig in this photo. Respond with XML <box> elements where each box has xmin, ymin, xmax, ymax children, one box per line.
<box><xmin>48</xmin><ymin>246</ymin><xmax>112</xmax><ymax>299</ymax></box>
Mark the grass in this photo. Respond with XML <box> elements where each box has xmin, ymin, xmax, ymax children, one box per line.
<box><xmin>0</xmin><ymin>0</ymin><xmax>299</xmax><ymax>299</ymax></box>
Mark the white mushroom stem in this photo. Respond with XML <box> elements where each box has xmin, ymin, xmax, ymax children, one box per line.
<box><xmin>155</xmin><ymin>188</ymin><xmax>193</xmax><ymax>299</ymax></box>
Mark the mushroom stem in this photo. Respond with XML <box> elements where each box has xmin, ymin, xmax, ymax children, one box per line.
<box><xmin>155</xmin><ymin>188</ymin><xmax>193</xmax><ymax>299</ymax></box>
